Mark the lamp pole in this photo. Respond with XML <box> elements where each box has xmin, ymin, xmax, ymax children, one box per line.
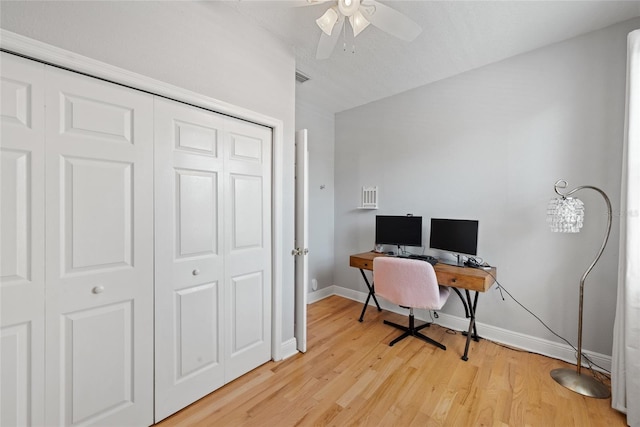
<box><xmin>550</xmin><ymin>179</ymin><xmax>612</xmax><ymax>398</ymax></box>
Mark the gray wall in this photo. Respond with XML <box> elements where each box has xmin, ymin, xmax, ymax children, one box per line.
<box><xmin>0</xmin><ymin>1</ymin><xmax>298</xmax><ymax>342</ymax></box>
<box><xmin>334</xmin><ymin>18</ymin><xmax>640</xmax><ymax>356</ymax></box>
<box><xmin>295</xmin><ymin>100</ymin><xmax>335</xmax><ymax>292</ymax></box>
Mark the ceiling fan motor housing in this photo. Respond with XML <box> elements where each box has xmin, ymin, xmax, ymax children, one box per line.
<box><xmin>338</xmin><ymin>0</ymin><xmax>360</xmax><ymax>17</ymax></box>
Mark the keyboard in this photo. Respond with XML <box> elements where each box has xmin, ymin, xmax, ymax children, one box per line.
<box><xmin>407</xmin><ymin>254</ymin><xmax>438</xmax><ymax>265</ymax></box>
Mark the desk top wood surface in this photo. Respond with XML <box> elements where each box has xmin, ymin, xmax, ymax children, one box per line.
<box><xmin>349</xmin><ymin>251</ymin><xmax>497</xmax><ymax>293</ymax></box>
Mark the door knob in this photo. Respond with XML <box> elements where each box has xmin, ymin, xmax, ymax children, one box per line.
<box><xmin>92</xmin><ymin>286</ymin><xmax>104</xmax><ymax>294</ymax></box>
<box><xmin>192</xmin><ymin>269</ymin><xmax>200</xmax><ymax>276</ymax></box>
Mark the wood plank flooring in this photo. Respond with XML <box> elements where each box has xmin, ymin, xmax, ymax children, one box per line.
<box><xmin>156</xmin><ymin>295</ymin><xmax>626</xmax><ymax>426</ymax></box>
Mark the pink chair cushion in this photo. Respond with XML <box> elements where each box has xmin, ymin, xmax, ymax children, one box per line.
<box><xmin>373</xmin><ymin>257</ymin><xmax>450</xmax><ymax>310</ymax></box>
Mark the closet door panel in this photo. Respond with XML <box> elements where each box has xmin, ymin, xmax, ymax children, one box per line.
<box><xmin>44</xmin><ymin>66</ymin><xmax>154</xmax><ymax>426</ymax></box>
<box><xmin>62</xmin><ymin>156</ymin><xmax>133</xmax><ymax>271</ymax></box>
<box><xmin>154</xmin><ymin>98</ymin><xmax>225</xmax><ymax>422</ymax></box>
<box><xmin>60</xmin><ymin>301</ymin><xmax>134</xmax><ymax>424</ymax></box>
<box><xmin>224</xmin><ymin>119</ymin><xmax>272</xmax><ymax>383</ymax></box>
<box><xmin>0</xmin><ymin>53</ymin><xmax>46</xmax><ymax>427</ymax></box>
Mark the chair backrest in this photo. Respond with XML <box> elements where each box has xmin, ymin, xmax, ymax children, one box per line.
<box><xmin>373</xmin><ymin>257</ymin><xmax>450</xmax><ymax>310</ymax></box>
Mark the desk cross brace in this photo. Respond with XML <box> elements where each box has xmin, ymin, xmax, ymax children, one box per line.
<box><xmin>427</xmin><ymin>287</ymin><xmax>480</xmax><ymax>361</ymax></box>
<box><xmin>358</xmin><ymin>269</ymin><xmax>382</xmax><ymax>322</ymax></box>
<box><xmin>460</xmin><ymin>289</ymin><xmax>480</xmax><ymax>361</ymax></box>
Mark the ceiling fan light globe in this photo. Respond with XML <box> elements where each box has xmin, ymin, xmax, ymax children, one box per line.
<box><xmin>316</xmin><ymin>7</ymin><xmax>339</xmax><ymax>36</ymax></box>
<box><xmin>338</xmin><ymin>0</ymin><xmax>360</xmax><ymax>17</ymax></box>
<box><xmin>349</xmin><ymin>10</ymin><xmax>370</xmax><ymax>37</ymax></box>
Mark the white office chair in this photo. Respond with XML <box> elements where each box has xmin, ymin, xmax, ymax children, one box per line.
<box><xmin>373</xmin><ymin>257</ymin><xmax>451</xmax><ymax>349</ymax></box>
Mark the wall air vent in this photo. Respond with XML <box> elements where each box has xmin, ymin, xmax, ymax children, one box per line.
<box><xmin>295</xmin><ymin>70</ymin><xmax>310</xmax><ymax>84</ymax></box>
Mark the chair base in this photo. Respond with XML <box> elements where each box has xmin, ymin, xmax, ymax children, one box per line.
<box><xmin>383</xmin><ymin>314</ymin><xmax>446</xmax><ymax>350</ymax></box>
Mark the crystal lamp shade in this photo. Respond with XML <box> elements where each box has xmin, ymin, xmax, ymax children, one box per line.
<box><xmin>547</xmin><ymin>197</ymin><xmax>585</xmax><ymax>233</ymax></box>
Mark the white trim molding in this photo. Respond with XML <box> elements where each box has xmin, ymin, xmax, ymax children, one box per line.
<box><xmin>280</xmin><ymin>338</ymin><xmax>299</xmax><ymax>360</ymax></box>
<box><xmin>308</xmin><ymin>286</ymin><xmax>337</xmax><ymax>304</ymax></box>
<box><xmin>0</xmin><ymin>29</ymin><xmax>286</xmax><ymax>362</ymax></box>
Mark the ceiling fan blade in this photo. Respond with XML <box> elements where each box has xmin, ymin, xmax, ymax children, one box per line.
<box><xmin>360</xmin><ymin>0</ymin><xmax>422</xmax><ymax>41</ymax></box>
<box><xmin>289</xmin><ymin>0</ymin><xmax>333</xmax><ymax>7</ymax></box>
<box><xmin>316</xmin><ymin>16</ymin><xmax>344</xmax><ymax>59</ymax></box>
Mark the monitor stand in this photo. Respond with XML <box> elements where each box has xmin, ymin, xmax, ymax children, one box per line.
<box><xmin>439</xmin><ymin>253</ymin><xmax>465</xmax><ymax>266</ymax></box>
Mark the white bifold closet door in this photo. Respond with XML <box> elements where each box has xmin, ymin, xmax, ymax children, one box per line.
<box><xmin>1</xmin><ymin>53</ymin><xmax>46</xmax><ymax>427</ymax></box>
<box><xmin>1</xmin><ymin>51</ymin><xmax>272</xmax><ymax>425</ymax></box>
<box><xmin>154</xmin><ymin>98</ymin><xmax>272</xmax><ymax>421</ymax></box>
<box><xmin>43</xmin><ymin>66</ymin><xmax>154</xmax><ymax>426</ymax></box>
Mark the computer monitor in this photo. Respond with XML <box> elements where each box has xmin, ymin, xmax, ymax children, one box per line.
<box><xmin>375</xmin><ymin>215</ymin><xmax>423</xmax><ymax>247</ymax></box>
<box><xmin>429</xmin><ymin>218</ymin><xmax>478</xmax><ymax>256</ymax></box>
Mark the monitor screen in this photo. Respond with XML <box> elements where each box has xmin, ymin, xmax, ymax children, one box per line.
<box><xmin>375</xmin><ymin>215</ymin><xmax>422</xmax><ymax>247</ymax></box>
<box><xmin>429</xmin><ymin>218</ymin><xmax>478</xmax><ymax>256</ymax></box>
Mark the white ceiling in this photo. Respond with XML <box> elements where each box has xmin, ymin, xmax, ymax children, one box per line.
<box><xmin>224</xmin><ymin>1</ymin><xmax>640</xmax><ymax>114</ymax></box>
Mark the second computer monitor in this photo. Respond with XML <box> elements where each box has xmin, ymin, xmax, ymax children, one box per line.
<box><xmin>429</xmin><ymin>218</ymin><xmax>478</xmax><ymax>256</ymax></box>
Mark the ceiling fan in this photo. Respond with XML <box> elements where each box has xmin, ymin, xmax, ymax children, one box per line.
<box><xmin>306</xmin><ymin>0</ymin><xmax>422</xmax><ymax>59</ymax></box>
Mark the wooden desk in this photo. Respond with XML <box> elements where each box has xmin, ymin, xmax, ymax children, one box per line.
<box><xmin>349</xmin><ymin>251</ymin><xmax>497</xmax><ymax>361</ymax></box>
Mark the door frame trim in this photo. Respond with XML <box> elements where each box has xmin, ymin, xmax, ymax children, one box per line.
<box><xmin>0</xmin><ymin>29</ymin><xmax>285</xmax><ymax>361</ymax></box>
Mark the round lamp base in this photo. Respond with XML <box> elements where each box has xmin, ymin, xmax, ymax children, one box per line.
<box><xmin>550</xmin><ymin>368</ymin><xmax>610</xmax><ymax>399</ymax></box>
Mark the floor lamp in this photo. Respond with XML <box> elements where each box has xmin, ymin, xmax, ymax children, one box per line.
<box><xmin>546</xmin><ymin>179</ymin><xmax>612</xmax><ymax>398</ymax></box>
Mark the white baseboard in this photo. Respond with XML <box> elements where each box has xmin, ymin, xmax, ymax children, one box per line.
<box><xmin>308</xmin><ymin>285</ymin><xmax>337</xmax><ymax>304</ymax></box>
<box><xmin>280</xmin><ymin>337</ymin><xmax>298</xmax><ymax>360</ymax></box>
<box><xmin>434</xmin><ymin>312</ymin><xmax>611</xmax><ymax>373</ymax></box>
<box><xmin>317</xmin><ymin>285</ymin><xmax>612</xmax><ymax>373</ymax></box>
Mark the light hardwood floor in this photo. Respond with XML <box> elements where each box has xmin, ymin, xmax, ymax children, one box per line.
<box><xmin>156</xmin><ymin>295</ymin><xmax>626</xmax><ymax>426</ymax></box>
